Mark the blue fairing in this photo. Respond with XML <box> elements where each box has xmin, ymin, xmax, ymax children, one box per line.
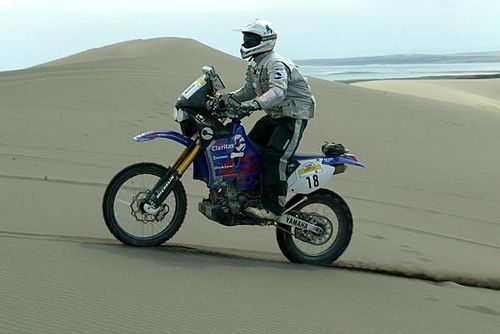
<box><xmin>322</xmin><ymin>155</ymin><xmax>365</xmax><ymax>168</ymax></box>
<box><xmin>133</xmin><ymin>129</ymin><xmax>209</xmax><ymax>181</ymax></box>
<box><xmin>204</xmin><ymin>122</ymin><xmax>262</xmax><ymax>190</ymax></box>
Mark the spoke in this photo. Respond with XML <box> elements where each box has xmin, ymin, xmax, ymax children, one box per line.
<box><xmin>153</xmin><ymin>221</ymin><xmax>162</xmax><ymax>231</ymax></box>
<box><xmin>116</xmin><ymin>198</ymin><xmax>130</xmax><ymax>206</ymax></box>
<box><xmin>293</xmin><ymin>202</ymin><xmax>339</xmax><ymax>256</ymax></box>
<box><xmin>130</xmin><ymin>177</ymin><xmax>137</xmax><ymax>191</ymax></box>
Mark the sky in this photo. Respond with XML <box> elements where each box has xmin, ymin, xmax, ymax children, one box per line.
<box><xmin>1</xmin><ymin>0</ymin><xmax>500</xmax><ymax>71</ymax></box>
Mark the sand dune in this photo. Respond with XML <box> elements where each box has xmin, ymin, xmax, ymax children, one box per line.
<box><xmin>1</xmin><ymin>38</ymin><xmax>500</xmax><ymax>333</ymax></box>
<box><xmin>354</xmin><ymin>78</ymin><xmax>500</xmax><ymax>110</ymax></box>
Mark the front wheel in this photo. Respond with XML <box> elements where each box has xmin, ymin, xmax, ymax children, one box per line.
<box><xmin>102</xmin><ymin>162</ymin><xmax>187</xmax><ymax>246</ymax></box>
<box><xmin>276</xmin><ymin>190</ymin><xmax>353</xmax><ymax>265</ymax></box>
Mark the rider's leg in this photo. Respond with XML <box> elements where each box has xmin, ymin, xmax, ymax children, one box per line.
<box><xmin>246</xmin><ymin>117</ymin><xmax>307</xmax><ymax>220</ymax></box>
<box><xmin>248</xmin><ymin>114</ymin><xmax>276</xmax><ymax>148</ymax></box>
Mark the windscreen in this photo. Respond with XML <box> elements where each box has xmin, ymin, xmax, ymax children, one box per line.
<box><xmin>181</xmin><ymin>75</ymin><xmax>207</xmax><ymax>99</ymax></box>
<box><xmin>175</xmin><ymin>74</ymin><xmax>211</xmax><ymax>110</ymax></box>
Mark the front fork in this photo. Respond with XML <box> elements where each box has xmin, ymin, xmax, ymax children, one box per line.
<box><xmin>145</xmin><ymin>133</ymin><xmax>201</xmax><ymax>209</ymax></box>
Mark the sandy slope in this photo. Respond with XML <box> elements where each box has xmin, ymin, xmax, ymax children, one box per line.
<box><xmin>354</xmin><ymin>78</ymin><xmax>500</xmax><ymax>110</ymax></box>
<box><xmin>1</xmin><ymin>38</ymin><xmax>500</xmax><ymax>333</ymax></box>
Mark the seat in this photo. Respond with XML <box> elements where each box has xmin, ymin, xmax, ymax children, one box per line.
<box><xmin>292</xmin><ymin>152</ymin><xmax>324</xmax><ymax>160</ymax></box>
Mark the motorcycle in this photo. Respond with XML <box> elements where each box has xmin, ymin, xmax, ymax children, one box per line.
<box><xmin>102</xmin><ymin>66</ymin><xmax>364</xmax><ymax>265</ymax></box>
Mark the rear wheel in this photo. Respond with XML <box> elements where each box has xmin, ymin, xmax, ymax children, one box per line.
<box><xmin>276</xmin><ymin>190</ymin><xmax>353</xmax><ymax>265</ymax></box>
<box><xmin>102</xmin><ymin>163</ymin><xmax>187</xmax><ymax>246</ymax></box>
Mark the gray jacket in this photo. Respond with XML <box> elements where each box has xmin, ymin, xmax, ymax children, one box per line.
<box><xmin>231</xmin><ymin>51</ymin><xmax>315</xmax><ymax>120</ymax></box>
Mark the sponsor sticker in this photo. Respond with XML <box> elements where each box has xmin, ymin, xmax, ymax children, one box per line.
<box><xmin>233</xmin><ymin>134</ymin><xmax>246</xmax><ymax>152</ymax></box>
<box><xmin>201</xmin><ymin>127</ymin><xmax>213</xmax><ymax>140</ymax></box>
<box><xmin>298</xmin><ymin>163</ymin><xmax>322</xmax><ymax>176</ymax></box>
<box><xmin>230</xmin><ymin>152</ymin><xmax>244</xmax><ymax>158</ymax></box>
<box><xmin>214</xmin><ymin>165</ymin><xmax>232</xmax><ymax>170</ymax></box>
<box><xmin>212</xmin><ymin>155</ymin><xmax>229</xmax><ymax>160</ymax></box>
<box><xmin>211</xmin><ymin>143</ymin><xmax>234</xmax><ymax>151</ymax></box>
<box><xmin>181</xmin><ymin>77</ymin><xmax>206</xmax><ymax>99</ymax></box>
<box><xmin>274</xmin><ymin>72</ymin><xmax>283</xmax><ymax>80</ymax></box>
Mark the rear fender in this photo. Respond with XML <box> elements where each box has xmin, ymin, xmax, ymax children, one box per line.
<box><xmin>287</xmin><ymin>154</ymin><xmax>364</xmax><ymax>194</ymax></box>
<box><xmin>322</xmin><ymin>154</ymin><xmax>365</xmax><ymax>168</ymax></box>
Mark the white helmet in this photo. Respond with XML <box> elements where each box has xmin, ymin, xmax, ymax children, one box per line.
<box><xmin>237</xmin><ymin>19</ymin><xmax>277</xmax><ymax>59</ymax></box>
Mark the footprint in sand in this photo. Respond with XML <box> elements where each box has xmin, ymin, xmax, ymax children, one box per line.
<box><xmin>399</xmin><ymin>246</ymin><xmax>424</xmax><ymax>256</ymax></box>
<box><xmin>368</xmin><ymin>234</ymin><xmax>386</xmax><ymax>240</ymax></box>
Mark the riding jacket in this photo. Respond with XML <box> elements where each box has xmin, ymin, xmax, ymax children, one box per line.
<box><xmin>231</xmin><ymin>51</ymin><xmax>315</xmax><ymax>120</ymax></box>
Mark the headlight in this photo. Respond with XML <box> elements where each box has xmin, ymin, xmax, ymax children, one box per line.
<box><xmin>172</xmin><ymin>107</ymin><xmax>188</xmax><ymax>123</ymax></box>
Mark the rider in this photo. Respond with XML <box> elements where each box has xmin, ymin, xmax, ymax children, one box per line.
<box><xmin>226</xmin><ymin>19</ymin><xmax>316</xmax><ymax>221</ymax></box>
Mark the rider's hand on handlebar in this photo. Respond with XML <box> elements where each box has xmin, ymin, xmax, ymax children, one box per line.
<box><xmin>239</xmin><ymin>100</ymin><xmax>260</xmax><ymax>114</ymax></box>
<box><xmin>217</xmin><ymin>93</ymin><xmax>239</xmax><ymax>106</ymax></box>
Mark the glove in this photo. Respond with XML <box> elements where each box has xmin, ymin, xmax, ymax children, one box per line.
<box><xmin>240</xmin><ymin>100</ymin><xmax>261</xmax><ymax>114</ymax></box>
<box><xmin>218</xmin><ymin>93</ymin><xmax>231</xmax><ymax>101</ymax></box>
<box><xmin>217</xmin><ymin>93</ymin><xmax>239</xmax><ymax>106</ymax></box>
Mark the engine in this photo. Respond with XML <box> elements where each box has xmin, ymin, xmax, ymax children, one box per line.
<box><xmin>198</xmin><ymin>187</ymin><xmax>259</xmax><ymax>226</ymax></box>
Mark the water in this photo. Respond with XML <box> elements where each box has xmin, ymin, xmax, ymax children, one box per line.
<box><xmin>299</xmin><ymin>62</ymin><xmax>500</xmax><ymax>82</ymax></box>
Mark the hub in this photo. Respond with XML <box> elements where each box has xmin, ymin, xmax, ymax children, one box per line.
<box><xmin>131</xmin><ymin>191</ymin><xmax>169</xmax><ymax>223</ymax></box>
<box><xmin>293</xmin><ymin>213</ymin><xmax>333</xmax><ymax>245</ymax></box>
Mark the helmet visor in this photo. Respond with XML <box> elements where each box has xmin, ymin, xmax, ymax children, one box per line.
<box><xmin>242</xmin><ymin>32</ymin><xmax>262</xmax><ymax>48</ymax></box>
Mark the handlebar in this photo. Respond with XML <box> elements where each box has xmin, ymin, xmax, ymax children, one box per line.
<box><xmin>215</xmin><ymin>105</ymin><xmax>251</xmax><ymax>120</ymax></box>
<box><xmin>208</xmin><ymin>94</ymin><xmax>252</xmax><ymax>120</ymax></box>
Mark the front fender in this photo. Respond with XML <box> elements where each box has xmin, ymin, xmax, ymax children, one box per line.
<box><xmin>133</xmin><ymin>129</ymin><xmax>209</xmax><ymax>182</ymax></box>
<box><xmin>133</xmin><ymin>129</ymin><xmax>193</xmax><ymax>146</ymax></box>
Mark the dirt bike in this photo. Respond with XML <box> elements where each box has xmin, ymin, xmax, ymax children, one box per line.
<box><xmin>102</xmin><ymin>66</ymin><xmax>364</xmax><ymax>265</ymax></box>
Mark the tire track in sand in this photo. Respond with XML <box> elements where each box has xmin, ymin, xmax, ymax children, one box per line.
<box><xmin>0</xmin><ymin>230</ymin><xmax>499</xmax><ymax>291</ymax></box>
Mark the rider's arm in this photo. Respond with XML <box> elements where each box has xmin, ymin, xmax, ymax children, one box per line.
<box><xmin>231</xmin><ymin>65</ymin><xmax>257</xmax><ymax>102</ymax></box>
<box><xmin>255</xmin><ymin>61</ymin><xmax>288</xmax><ymax>109</ymax></box>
